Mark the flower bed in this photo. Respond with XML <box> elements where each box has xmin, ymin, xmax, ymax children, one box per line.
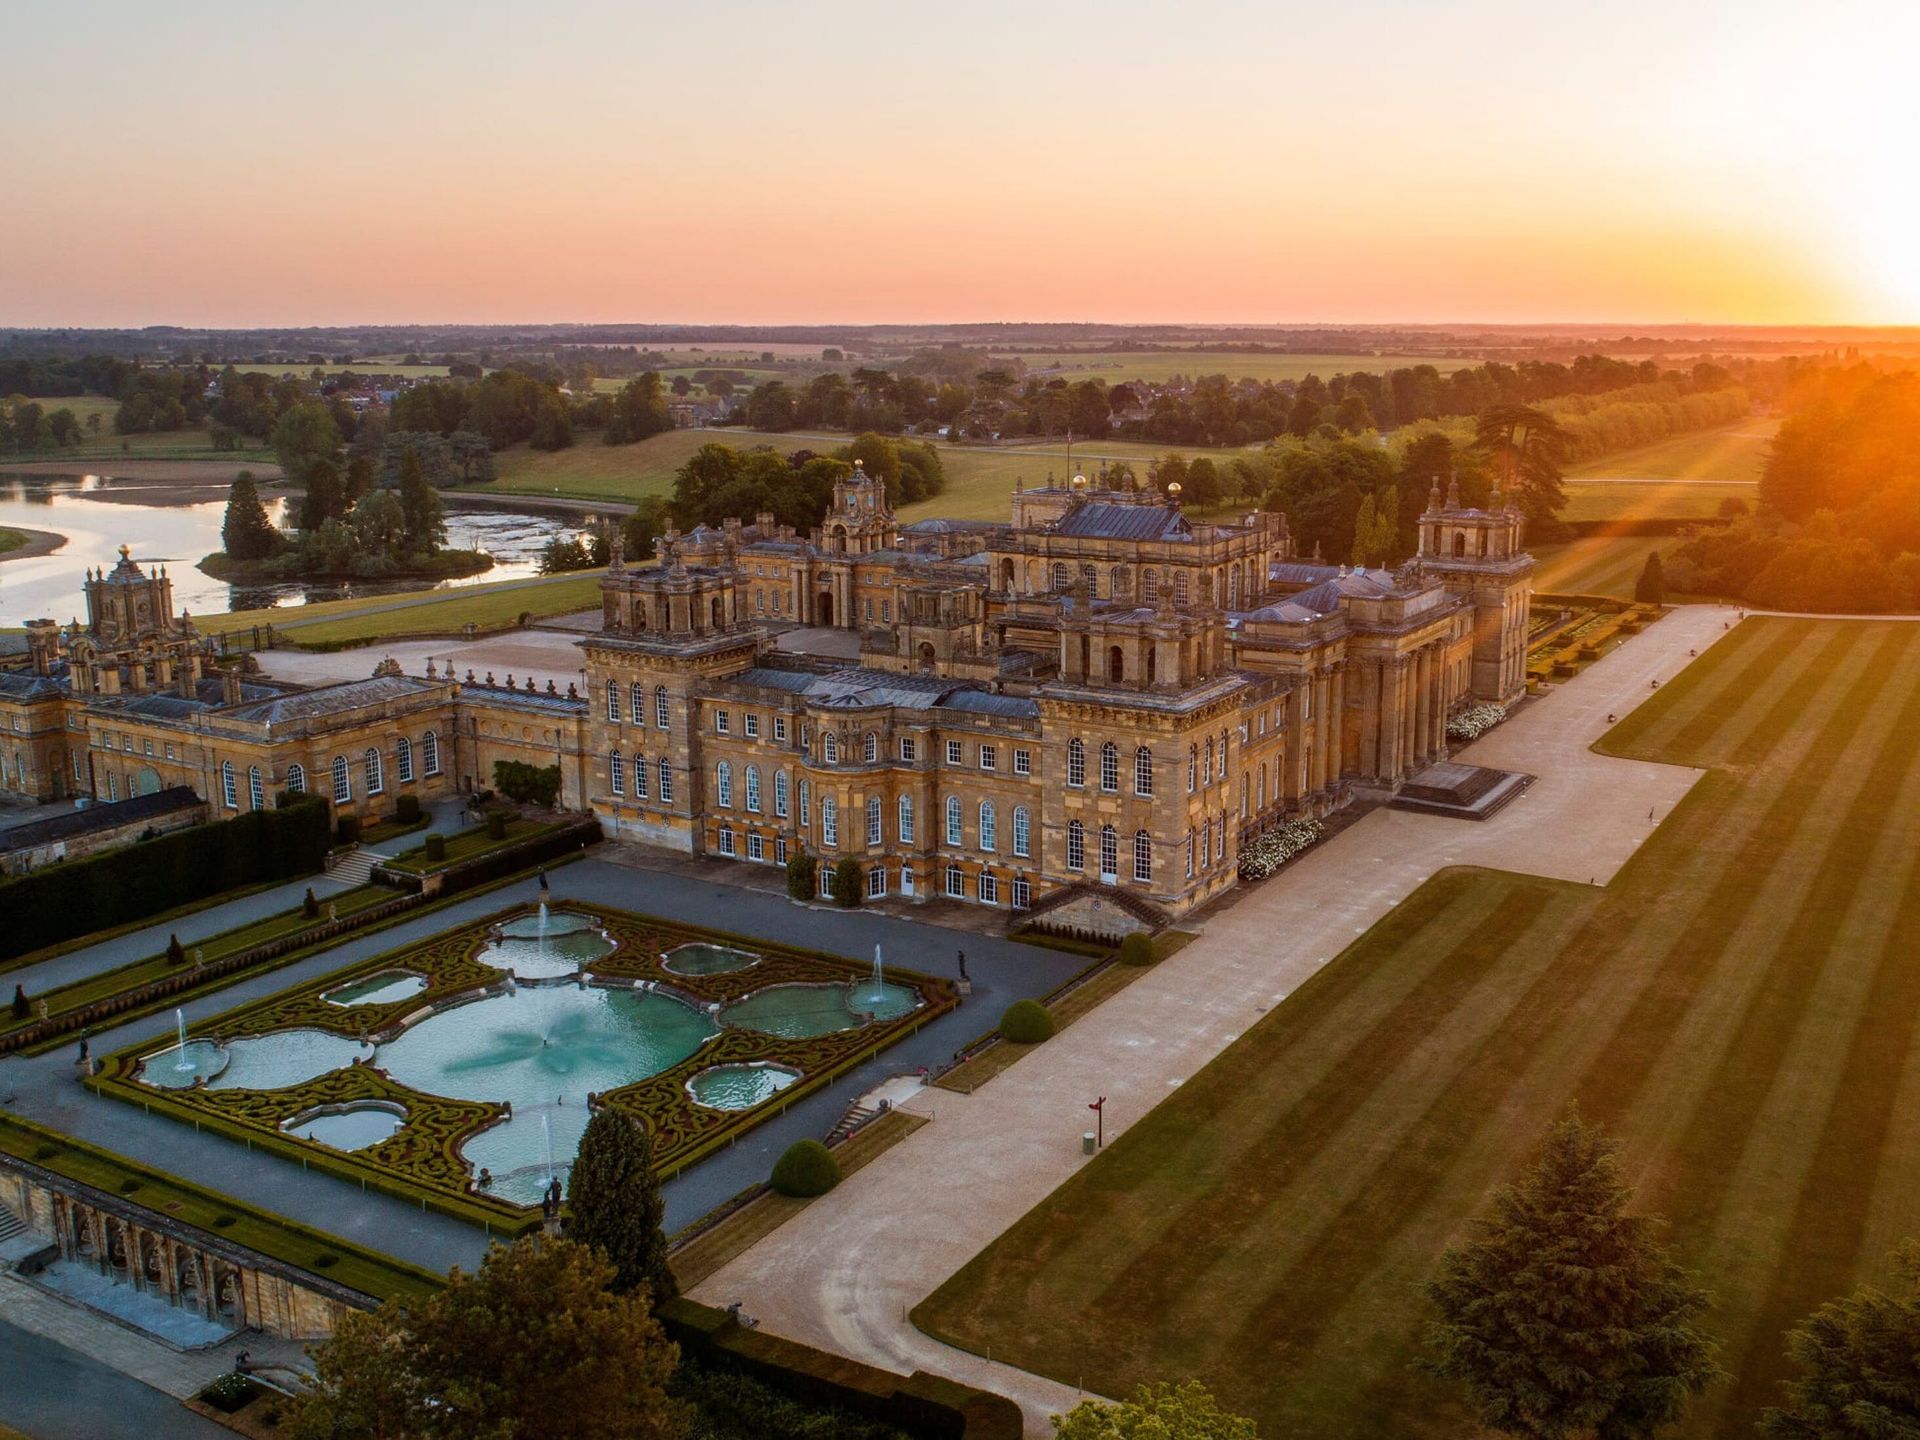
<box><xmin>90</xmin><ymin>902</ymin><xmax>956</xmax><ymax>1226</ymax></box>
<box><xmin>1446</xmin><ymin>702</ymin><xmax>1508</xmax><ymax>743</ymax></box>
<box><xmin>1237</xmin><ymin>818</ymin><xmax>1325</xmax><ymax>881</ymax></box>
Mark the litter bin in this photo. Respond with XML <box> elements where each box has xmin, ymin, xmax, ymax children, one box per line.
<box><xmin>1083</xmin><ymin>1131</ymin><xmax>1097</xmax><ymax>1156</ymax></box>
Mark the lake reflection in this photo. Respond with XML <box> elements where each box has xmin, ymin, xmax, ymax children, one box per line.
<box><xmin>0</xmin><ymin>473</ymin><xmax>594</xmax><ymax>624</ymax></box>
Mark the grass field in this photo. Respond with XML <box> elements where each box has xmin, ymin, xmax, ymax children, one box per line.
<box><xmin>197</xmin><ymin>571</ymin><xmax>606</xmax><ymax>647</ymax></box>
<box><xmin>1533</xmin><ymin>534</ymin><xmax>1701</xmax><ymax>598</ymax></box>
<box><xmin>1000</xmin><ymin>350</ymin><xmax>1471</xmax><ymax>385</ymax></box>
<box><xmin>1565</xmin><ymin>418</ymin><xmax>1779</xmax><ymax>482</ymax></box>
<box><xmin>0</xmin><ymin>526</ymin><xmax>27</xmax><ymax>555</ymax></box>
<box><xmin>1559</xmin><ymin>479</ymin><xmax>1757</xmax><ymax>524</ymax></box>
<box><xmin>916</xmin><ymin>617</ymin><xmax>1920</xmax><ymax>1439</ymax></box>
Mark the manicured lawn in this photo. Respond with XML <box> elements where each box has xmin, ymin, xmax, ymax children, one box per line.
<box><xmin>1533</xmin><ymin>534</ymin><xmax>1700</xmax><ymax>598</ymax></box>
<box><xmin>195</xmin><ymin>571</ymin><xmax>606</xmax><ymax>646</ymax></box>
<box><xmin>0</xmin><ymin>526</ymin><xmax>28</xmax><ymax>555</ymax></box>
<box><xmin>916</xmin><ymin>618</ymin><xmax>1920</xmax><ymax>1439</ymax></box>
<box><xmin>381</xmin><ymin>817</ymin><xmax>557</xmax><ymax>875</ymax></box>
<box><xmin>1564</xmin><ymin>417</ymin><xmax>1779</xmax><ymax>482</ymax></box>
<box><xmin>1559</xmin><ymin>479</ymin><xmax>1757</xmax><ymax>524</ymax></box>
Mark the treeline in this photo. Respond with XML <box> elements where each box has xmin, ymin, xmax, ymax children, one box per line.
<box><xmin>671</xmin><ymin>432</ymin><xmax>945</xmax><ymax>532</ymax></box>
<box><xmin>0</xmin><ymin>354</ymin><xmax>133</xmax><ymax>397</ymax></box>
<box><xmin>1545</xmin><ymin>381</ymin><xmax>1751</xmax><ymax>462</ymax></box>
<box><xmin>1669</xmin><ymin>365</ymin><xmax>1920</xmax><ymax>611</ymax></box>
<box><xmin>0</xmin><ymin>794</ymin><xmax>331</xmax><ymax>958</ymax></box>
<box><xmin>1</xmin><ymin>396</ymin><xmax>90</xmax><ymax>451</ymax></box>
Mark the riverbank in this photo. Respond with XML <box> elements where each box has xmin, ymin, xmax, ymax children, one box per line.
<box><xmin>0</xmin><ymin>457</ymin><xmax>285</xmax><ymax>485</ymax></box>
<box><xmin>0</xmin><ymin>526</ymin><xmax>66</xmax><ymax>564</ymax></box>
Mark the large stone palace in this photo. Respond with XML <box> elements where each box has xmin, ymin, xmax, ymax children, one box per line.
<box><xmin>0</xmin><ymin>468</ymin><xmax>1530</xmax><ymax>918</ymax></box>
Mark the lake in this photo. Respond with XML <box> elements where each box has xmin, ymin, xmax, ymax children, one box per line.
<box><xmin>0</xmin><ymin>473</ymin><xmax>597</xmax><ymax>626</ymax></box>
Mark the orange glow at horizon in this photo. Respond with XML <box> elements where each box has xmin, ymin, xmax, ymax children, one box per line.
<box><xmin>1</xmin><ymin>0</ymin><xmax>1911</xmax><ymax>328</ymax></box>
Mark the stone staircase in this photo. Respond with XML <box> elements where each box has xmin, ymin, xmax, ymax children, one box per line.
<box><xmin>0</xmin><ymin>1205</ymin><xmax>27</xmax><ymax>1245</ymax></box>
<box><xmin>825</xmin><ymin>1099</ymin><xmax>888</xmax><ymax>1146</ymax></box>
<box><xmin>325</xmin><ymin>846</ymin><xmax>378</xmax><ymax>885</ymax></box>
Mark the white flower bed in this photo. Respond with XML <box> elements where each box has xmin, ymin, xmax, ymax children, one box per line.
<box><xmin>1447</xmin><ymin>702</ymin><xmax>1508</xmax><ymax>743</ymax></box>
<box><xmin>1237</xmin><ymin>818</ymin><xmax>1325</xmax><ymax>882</ymax></box>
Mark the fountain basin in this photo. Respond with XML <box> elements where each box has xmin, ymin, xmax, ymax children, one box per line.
<box><xmin>686</xmin><ymin>1061</ymin><xmax>801</xmax><ymax>1111</ymax></box>
<box><xmin>283</xmin><ymin>1101</ymin><xmax>406</xmax><ymax>1152</ymax></box>
<box><xmin>208</xmin><ymin>1030</ymin><xmax>369</xmax><ymax>1092</ymax></box>
<box><xmin>661</xmin><ymin>942</ymin><xmax>760</xmax><ymax>977</ymax></box>
<box><xmin>478</xmin><ymin>925</ymin><xmax>615</xmax><ymax>981</ymax></box>
<box><xmin>136</xmin><ymin>1039</ymin><xmax>227</xmax><ymax>1089</ymax></box>
<box><xmin>324</xmin><ymin>970</ymin><xmax>428</xmax><ymax>1007</ymax></box>
<box><xmin>497</xmin><ymin>908</ymin><xmax>604</xmax><ymax>940</ymax></box>
<box><xmin>718</xmin><ymin>980</ymin><xmax>921</xmax><ymax>1038</ymax></box>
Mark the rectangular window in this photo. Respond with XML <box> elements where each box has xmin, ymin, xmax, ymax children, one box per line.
<box><xmin>900</xmin><ymin>737</ymin><xmax>917</xmax><ymax>762</ymax></box>
<box><xmin>978</xmin><ymin>872</ymin><xmax>998</xmax><ymax>904</ymax></box>
<box><xmin>946</xmin><ymin>865</ymin><xmax>965</xmax><ymax>898</ymax></box>
<box><xmin>867</xmin><ymin>797</ymin><xmax>882</xmax><ymax>846</ymax></box>
<box><xmin>821</xmin><ymin>869</ymin><xmax>835</xmax><ymax>899</ymax></box>
<box><xmin>1012</xmin><ymin>877</ymin><xmax>1031</xmax><ymax>910</ymax></box>
<box><xmin>633</xmin><ymin>757</ymin><xmax>648</xmax><ymax>800</ymax></box>
<box><xmin>143</xmin><ymin>739</ymin><xmax>153</xmax><ymax>756</ymax></box>
<box><xmin>774</xmin><ymin>771</ymin><xmax>789</xmax><ymax>817</ymax></box>
<box><xmin>748</xmin><ymin>832</ymin><xmax>765</xmax><ymax>861</ymax></box>
<box><xmin>775</xmin><ymin>836</ymin><xmax>788</xmax><ymax>864</ymax></box>
<box><xmin>1013</xmin><ymin>748</ymin><xmax>1031</xmax><ymax>775</ymax></box>
<box><xmin>398</xmin><ymin>740</ymin><xmax>414</xmax><ymax>783</ymax></box>
<box><xmin>744</xmin><ymin>714</ymin><xmax>759</xmax><ymax>738</ymax></box>
<box><xmin>165</xmin><ymin>743</ymin><xmax>176</xmax><ymax>761</ymax></box>
<box><xmin>715</xmin><ymin>709</ymin><xmax>730</xmax><ymax>735</ymax></box>
<box><xmin>608</xmin><ymin>683</ymin><xmax>621</xmax><ymax>723</ymax></box>
<box><xmin>979</xmin><ymin>744</ymin><xmax>996</xmax><ymax>771</ymax></box>
<box><xmin>718</xmin><ymin>827</ymin><xmax>735</xmax><ymax>856</ymax></box>
<box><xmin>773</xmin><ymin>716</ymin><xmax>788</xmax><ymax>742</ymax></box>
<box><xmin>822</xmin><ymin>799</ymin><xmax>838</xmax><ymax>848</ymax></box>
<box><xmin>945</xmin><ymin>739</ymin><xmax>962</xmax><ymax>765</ymax></box>
<box><xmin>868</xmin><ymin>865</ymin><xmax>887</xmax><ymax>898</ymax></box>
<box><xmin>656</xmin><ymin>690</ymin><xmax>670</xmax><ymax>729</ymax></box>
<box><xmin>659</xmin><ymin>761</ymin><xmax>673</xmax><ymax>803</ymax></box>
<box><xmin>610</xmin><ymin>752</ymin><xmax>625</xmax><ymax>795</ymax></box>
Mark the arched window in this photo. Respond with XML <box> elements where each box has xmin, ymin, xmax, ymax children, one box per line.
<box><xmin>715</xmin><ymin>760</ymin><xmax>732</xmax><ymax>808</ymax></box>
<box><xmin>1100</xmin><ymin>824</ymin><xmax>1119</xmax><ymax>877</ymax></box>
<box><xmin>799</xmin><ymin>779</ymin><xmax>810</xmax><ymax>825</ymax></box>
<box><xmin>396</xmin><ymin>737</ymin><xmax>414</xmax><ymax>783</ymax></box>
<box><xmin>1067</xmin><ymin>738</ymin><xmax>1086</xmax><ymax>788</ymax></box>
<box><xmin>607</xmin><ymin>681</ymin><xmax>621</xmax><ymax>722</ymax></box>
<box><xmin>1051</xmin><ymin>562</ymin><xmax>1068</xmax><ymax>591</ymax></box>
<box><xmin>248</xmin><ymin>766</ymin><xmax>264</xmax><ymax>811</ymax></box>
<box><xmin>1100</xmin><ymin>741</ymin><xmax>1119</xmax><ymax>793</ymax></box>
<box><xmin>945</xmin><ymin>795</ymin><xmax>963</xmax><ymax>846</ymax></box>
<box><xmin>1134</xmin><ymin>745</ymin><xmax>1153</xmax><ymax>796</ymax></box>
<box><xmin>1143</xmin><ymin>568</ymin><xmax>1160</xmax><ymax>602</ymax></box>
<box><xmin>1454</xmin><ymin>532</ymin><xmax>1468</xmax><ymax>557</ymax></box>
<box><xmin>365</xmin><ymin>747</ymin><xmax>384</xmax><ymax>794</ymax></box>
<box><xmin>823</xmin><ymin>733</ymin><xmax>839</xmax><ymax>764</ymax></box>
<box><xmin>898</xmin><ymin>794</ymin><xmax>914</xmax><ymax>843</ymax></box>
<box><xmin>1113</xmin><ymin>566</ymin><xmax>1132</xmax><ymax>598</ymax></box>
<box><xmin>774</xmin><ymin>770</ymin><xmax>789</xmax><ymax>817</ymax></box>
<box><xmin>822</xmin><ymin>796</ymin><xmax>839</xmax><ymax>847</ymax></box>
<box><xmin>1108</xmin><ymin>645</ymin><xmax>1125</xmax><ymax>683</ymax></box>
<box><xmin>1067</xmin><ymin>819</ymin><xmax>1085</xmax><ymax>871</ymax></box>
<box><xmin>286</xmin><ymin>762</ymin><xmax>306</xmax><ymax>794</ymax></box>
<box><xmin>631</xmin><ymin>682</ymin><xmax>645</xmax><ymax>720</ymax></box>
<box><xmin>331</xmin><ymin>755</ymin><xmax>350</xmax><ymax>803</ymax></box>
<box><xmin>633</xmin><ymin>752</ymin><xmax>649</xmax><ymax>799</ymax></box>
<box><xmin>746</xmin><ymin>765</ymin><xmax>761</xmax><ymax>812</ymax></box>
<box><xmin>422</xmin><ymin>731</ymin><xmax>441</xmax><ymax>776</ymax></box>
<box><xmin>1133</xmin><ymin>829</ymin><xmax>1153</xmax><ymax>882</ymax></box>
<box><xmin>220</xmin><ymin>760</ymin><xmax>237</xmax><ymax>808</ymax></box>
<box><xmin>658</xmin><ymin>758</ymin><xmax>673</xmax><ymax>803</ymax></box>
<box><xmin>1013</xmin><ymin>806</ymin><xmax>1030</xmax><ymax>858</ymax></box>
<box><xmin>654</xmin><ymin>686</ymin><xmax>670</xmax><ymax>730</ymax></box>
<box><xmin>863</xmin><ymin>731</ymin><xmax>878</xmax><ymax>763</ymax></box>
<box><xmin>866</xmin><ymin>795</ymin><xmax>881</xmax><ymax>845</ymax></box>
<box><xmin>610</xmin><ymin>751</ymin><xmax>625</xmax><ymax>795</ymax></box>
<box><xmin>979</xmin><ymin>800</ymin><xmax>997</xmax><ymax>852</ymax></box>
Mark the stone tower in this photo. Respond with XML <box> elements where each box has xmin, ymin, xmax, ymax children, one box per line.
<box><xmin>1416</xmin><ymin>478</ymin><xmax>1533</xmax><ymax>706</ymax></box>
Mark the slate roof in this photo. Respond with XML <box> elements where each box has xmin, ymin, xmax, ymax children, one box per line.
<box><xmin>730</xmin><ymin>666</ymin><xmax>1022</xmax><ymax>714</ymax></box>
<box><xmin>1051</xmin><ymin>502</ymin><xmax>1194</xmax><ymax>542</ymax></box>
<box><xmin>0</xmin><ymin>785</ymin><xmax>201</xmax><ymax>849</ymax></box>
<box><xmin>220</xmin><ymin>675</ymin><xmax>441</xmax><ymax>724</ymax></box>
<box><xmin>459</xmin><ymin>683</ymin><xmax>587</xmax><ymax>715</ymax></box>
<box><xmin>936</xmin><ymin>690</ymin><xmax>1041</xmax><ymax>720</ymax></box>
<box><xmin>0</xmin><ymin>669</ymin><xmax>67</xmax><ymax>700</ymax></box>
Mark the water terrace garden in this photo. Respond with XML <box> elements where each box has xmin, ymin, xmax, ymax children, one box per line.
<box><xmin>90</xmin><ymin>902</ymin><xmax>955</xmax><ymax>1233</ymax></box>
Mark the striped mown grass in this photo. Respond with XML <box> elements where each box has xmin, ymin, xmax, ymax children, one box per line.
<box><xmin>914</xmin><ymin>617</ymin><xmax>1920</xmax><ymax>1439</ymax></box>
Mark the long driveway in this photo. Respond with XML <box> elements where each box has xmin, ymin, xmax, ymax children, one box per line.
<box><xmin>690</xmin><ymin>602</ymin><xmax>1742</xmax><ymax>1435</ymax></box>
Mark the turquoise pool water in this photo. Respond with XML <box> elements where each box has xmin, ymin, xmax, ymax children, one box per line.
<box><xmin>136</xmin><ymin>1039</ymin><xmax>226</xmax><ymax>1089</ymax></box>
<box><xmin>661</xmin><ymin>942</ymin><xmax>759</xmax><ymax>976</ymax></box>
<box><xmin>286</xmin><ymin>1104</ymin><xmax>405</xmax><ymax>1151</ymax></box>
<box><xmin>687</xmin><ymin>1062</ymin><xmax>801</xmax><ymax>1110</ymax></box>
<box><xmin>477</xmin><ymin>927</ymin><xmax>615</xmax><ymax>981</ymax></box>
<box><xmin>718</xmin><ymin>980</ymin><xmax>920</xmax><ymax>1038</ymax></box>
<box><xmin>324</xmin><ymin>970</ymin><xmax>428</xmax><ymax>1007</ymax></box>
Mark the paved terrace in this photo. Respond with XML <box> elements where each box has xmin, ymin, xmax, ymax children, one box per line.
<box><xmin>691</xmin><ymin>602</ymin><xmax>1746</xmax><ymax>1436</ymax></box>
<box><xmin>1</xmin><ymin>853</ymin><xmax>1083</xmax><ymax>1275</ymax></box>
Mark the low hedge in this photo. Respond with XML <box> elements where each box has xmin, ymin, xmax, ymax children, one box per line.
<box><xmin>998</xmin><ymin>999</ymin><xmax>1054</xmax><ymax>1044</ymax></box>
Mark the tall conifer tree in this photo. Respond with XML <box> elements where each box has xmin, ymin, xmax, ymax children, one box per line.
<box><xmin>566</xmin><ymin>1109</ymin><xmax>676</xmax><ymax>1305</ymax></box>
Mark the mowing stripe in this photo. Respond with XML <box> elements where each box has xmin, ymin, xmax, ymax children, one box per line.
<box><xmin>1605</xmin><ymin>620</ymin><xmax>1795</xmax><ymax>763</ymax></box>
<box><xmin>1085</xmin><ymin>879</ymin><xmax>1562</xmax><ymax>1332</ymax></box>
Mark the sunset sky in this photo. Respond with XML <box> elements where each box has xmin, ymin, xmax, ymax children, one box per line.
<box><xmin>4</xmin><ymin>0</ymin><xmax>1914</xmax><ymax>328</ymax></box>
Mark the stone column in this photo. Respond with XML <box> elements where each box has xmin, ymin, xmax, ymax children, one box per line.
<box><xmin>1416</xmin><ymin>646</ymin><xmax>1434</xmax><ymax>763</ymax></box>
<box><xmin>1360</xmin><ymin>660</ymin><xmax>1381</xmax><ymax>781</ymax></box>
<box><xmin>1329</xmin><ymin>661</ymin><xmax>1347</xmax><ymax>781</ymax></box>
<box><xmin>1380</xmin><ymin>658</ymin><xmax>1404</xmax><ymax>781</ymax></box>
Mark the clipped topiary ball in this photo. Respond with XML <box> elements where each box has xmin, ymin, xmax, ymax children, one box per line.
<box><xmin>770</xmin><ymin>1139</ymin><xmax>839</xmax><ymax>1197</ymax></box>
<box><xmin>999</xmin><ymin>998</ymin><xmax>1055</xmax><ymax>1044</ymax></box>
<box><xmin>1118</xmin><ymin>932</ymin><xmax>1155</xmax><ymax>967</ymax></box>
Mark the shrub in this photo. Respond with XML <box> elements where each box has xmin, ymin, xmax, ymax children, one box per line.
<box><xmin>394</xmin><ymin>794</ymin><xmax>422</xmax><ymax>824</ymax></box>
<box><xmin>165</xmin><ymin>934</ymin><xmax>185</xmax><ymax>966</ymax></box>
<box><xmin>785</xmin><ymin>850</ymin><xmax>818</xmax><ymax>901</ymax></box>
<box><xmin>831</xmin><ymin>857</ymin><xmax>864</xmax><ymax>909</ymax></box>
<box><xmin>1236</xmin><ymin>817</ymin><xmax>1324</xmax><ymax>881</ymax></box>
<box><xmin>486</xmin><ymin>809</ymin><xmax>509</xmax><ymax>841</ymax></box>
<box><xmin>335</xmin><ymin>813</ymin><xmax>361</xmax><ymax>845</ymax></box>
<box><xmin>999</xmin><ymin>999</ymin><xmax>1054</xmax><ymax>1044</ymax></box>
<box><xmin>492</xmin><ymin>759</ymin><xmax>561</xmax><ymax>808</ymax></box>
<box><xmin>1118</xmin><ymin>932</ymin><xmax>1155</xmax><ymax>967</ymax></box>
<box><xmin>424</xmin><ymin>832</ymin><xmax>447</xmax><ymax>862</ymax></box>
<box><xmin>199</xmin><ymin>1374</ymin><xmax>261</xmax><ymax>1413</ymax></box>
<box><xmin>770</xmin><ymin>1140</ymin><xmax>840</xmax><ymax>1197</ymax></box>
